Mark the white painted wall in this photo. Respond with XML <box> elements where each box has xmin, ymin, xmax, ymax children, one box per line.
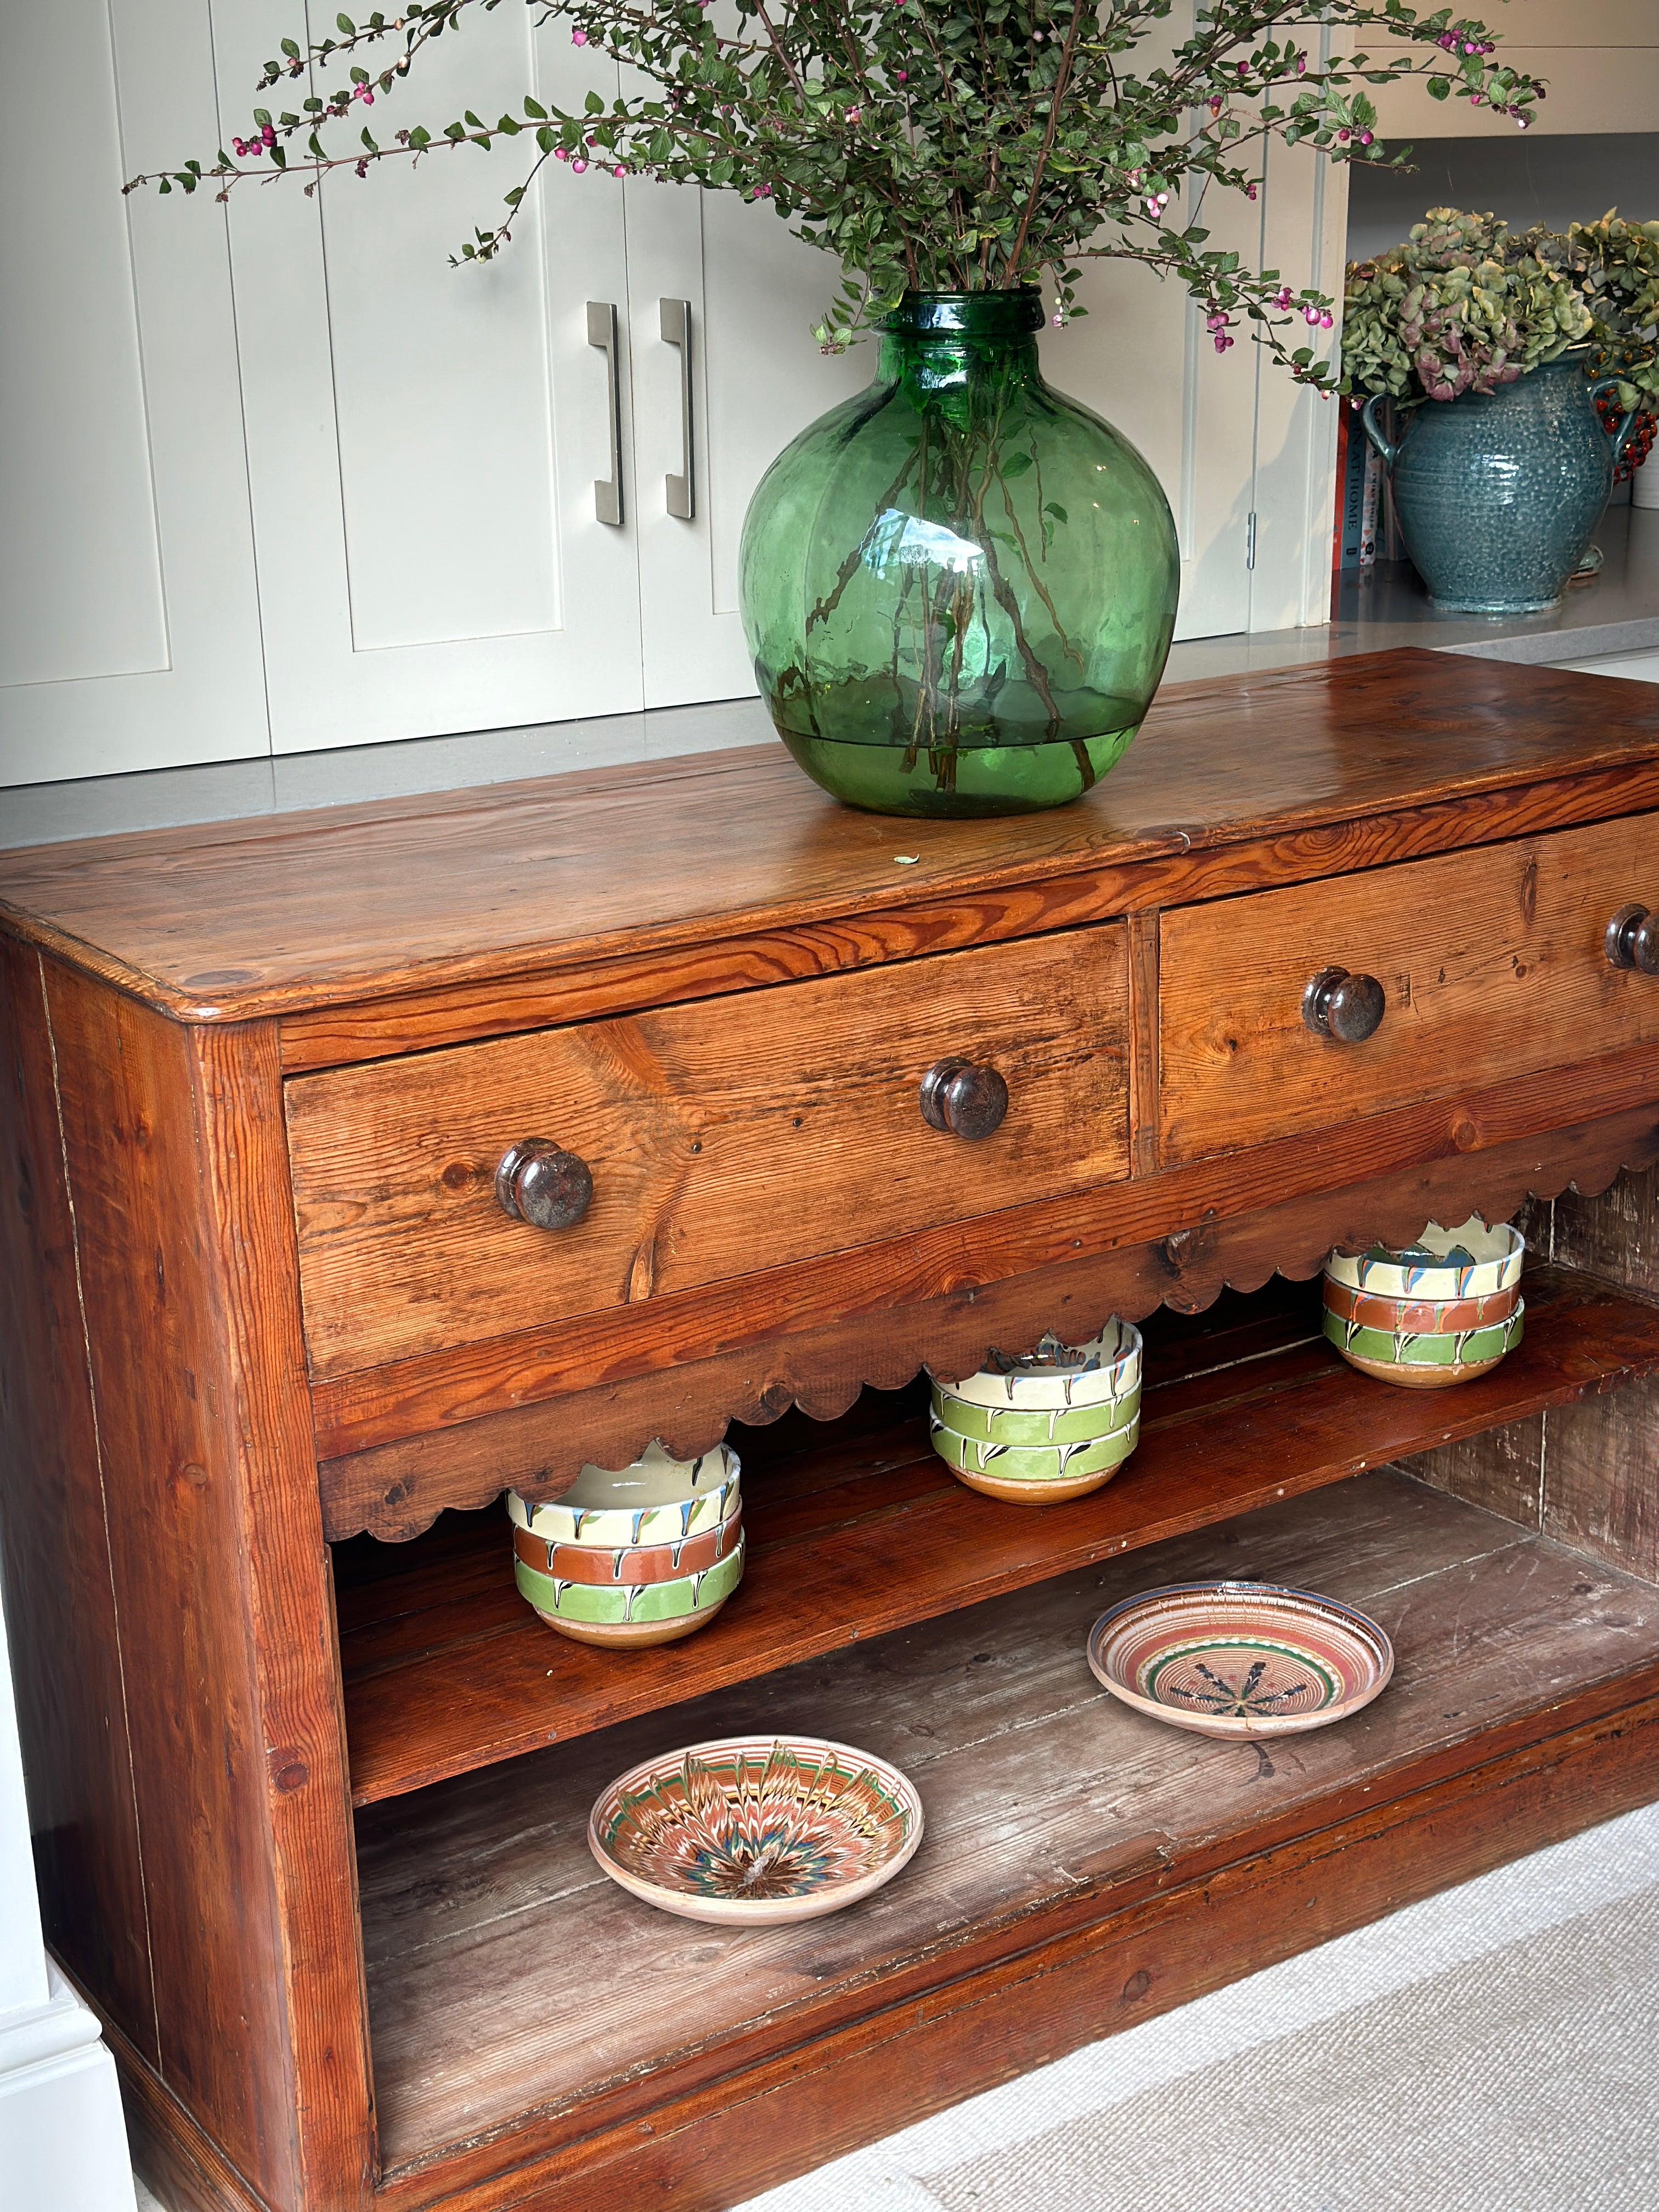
<box><xmin>1370</xmin><ymin>1</ymin><xmax>1659</xmax><ymax>136</ymax></box>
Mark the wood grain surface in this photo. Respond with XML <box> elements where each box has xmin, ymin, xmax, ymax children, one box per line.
<box><xmin>315</xmin><ymin>1069</ymin><xmax>1659</xmax><ymax>1532</ymax></box>
<box><xmin>334</xmin><ymin>1266</ymin><xmax>1659</xmax><ymax>1805</ymax></box>
<box><xmin>22</xmin><ymin>971</ymin><xmax>374</xmax><ymax>2211</ymax></box>
<box><xmin>186</xmin><ymin>1018</ymin><xmax>377</xmax><ymax>2211</ymax></box>
<box><xmin>36</xmin><ymin>968</ymin><xmax>303</xmax><ymax>2199</ymax></box>
<box><xmin>10</xmin><ymin>646</ymin><xmax>1659</xmax><ymax>2212</ymax></box>
<box><xmin>353</xmin><ymin>1469</ymin><xmax>1659</xmax><ymax>2171</ymax></box>
<box><xmin>273</xmin><ymin>760</ymin><xmax>1659</xmax><ymax>1070</ymax></box>
<box><xmin>287</xmin><ymin>927</ymin><xmax>1128</xmax><ymax>1380</ymax></box>
<box><xmin>4</xmin><ymin>653</ymin><xmax>1659</xmax><ymax>1026</ymax></box>
<box><xmin>0</xmin><ymin>939</ymin><xmax>155</xmax><ymax>2057</ymax></box>
<box><xmin>1160</xmin><ymin>811</ymin><xmax>1659</xmax><ymax>1163</ymax></box>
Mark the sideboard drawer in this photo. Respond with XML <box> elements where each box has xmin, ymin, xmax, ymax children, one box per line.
<box><xmin>286</xmin><ymin>926</ymin><xmax>1129</xmax><ymax>1380</ymax></box>
<box><xmin>1158</xmin><ymin>814</ymin><xmax>1659</xmax><ymax>1165</ymax></box>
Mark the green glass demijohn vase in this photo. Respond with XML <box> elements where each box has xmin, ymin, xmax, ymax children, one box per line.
<box><xmin>738</xmin><ymin>290</ymin><xmax>1180</xmax><ymax>818</ymax></box>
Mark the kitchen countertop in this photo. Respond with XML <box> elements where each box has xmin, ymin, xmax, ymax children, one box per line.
<box><xmin>5</xmin><ymin>510</ymin><xmax>1659</xmax><ymax>852</ymax></box>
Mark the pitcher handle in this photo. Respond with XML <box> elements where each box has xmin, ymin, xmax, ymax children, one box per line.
<box><xmin>1589</xmin><ymin>374</ymin><xmax>1642</xmax><ymax>472</ymax></box>
<box><xmin>1359</xmin><ymin>393</ymin><xmax>1399</xmax><ymax>471</ymax></box>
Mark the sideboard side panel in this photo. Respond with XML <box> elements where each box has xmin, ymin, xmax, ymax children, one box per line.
<box><xmin>37</xmin><ymin>963</ymin><xmax>360</xmax><ymax>2207</ymax></box>
<box><xmin>190</xmin><ymin>1017</ymin><xmax>376</xmax><ymax>2212</ymax></box>
<box><xmin>0</xmin><ymin>933</ymin><xmax>155</xmax><ymax>2056</ymax></box>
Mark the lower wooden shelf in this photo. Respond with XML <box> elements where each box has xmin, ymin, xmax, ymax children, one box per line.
<box><xmin>354</xmin><ymin>1465</ymin><xmax>1659</xmax><ymax>2180</ymax></box>
<box><xmin>337</xmin><ymin>1266</ymin><xmax>1659</xmax><ymax>1805</ymax></box>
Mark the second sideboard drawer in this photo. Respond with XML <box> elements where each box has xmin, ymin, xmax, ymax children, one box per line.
<box><xmin>1158</xmin><ymin>814</ymin><xmax>1659</xmax><ymax>1165</ymax></box>
<box><xmin>285</xmin><ymin>926</ymin><xmax>1129</xmax><ymax>1380</ymax></box>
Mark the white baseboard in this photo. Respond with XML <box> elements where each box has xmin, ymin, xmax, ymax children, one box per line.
<box><xmin>0</xmin><ymin>1961</ymin><xmax>136</xmax><ymax>2212</ymax></box>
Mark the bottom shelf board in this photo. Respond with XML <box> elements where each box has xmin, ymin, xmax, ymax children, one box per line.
<box><xmin>356</xmin><ymin>1465</ymin><xmax>1659</xmax><ymax>2171</ymax></box>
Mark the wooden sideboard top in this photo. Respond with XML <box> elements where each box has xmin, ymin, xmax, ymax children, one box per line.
<box><xmin>4</xmin><ymin>648</ymin><xmax>1658</xmax><ymax>1024</ymax></box>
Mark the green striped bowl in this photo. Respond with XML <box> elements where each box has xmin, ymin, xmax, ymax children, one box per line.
<box><xmin>930</xmin><ymin>1379</ymin><xmax>1143</xmax><ymax>1448</ymax></box>
<box><xmin>515</xmin><ymin>1531</ymin><xmax>745</xmax><ymax>1635</ymax></box>
<box><xmin>1322</xmin><ymin>1302</ymin><xmax>1525</xmax><ymax>1371</ymax></box>
<box><xmin>929</xmin><ymin>1417</ymin><xmax>1141</xmax><ymax>1487</ymax></box>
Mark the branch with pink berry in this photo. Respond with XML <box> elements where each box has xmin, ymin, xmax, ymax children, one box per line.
<box><xmin>123</xmin><ymin>3</ymin><xmax>1543</xmax><ymax>388</ymax></box>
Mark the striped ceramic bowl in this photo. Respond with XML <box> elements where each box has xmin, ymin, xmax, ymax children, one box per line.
<box><xmin>1323</xmin><ymin>1215</ymin><xmax>1525</xmax><ymax>1301</ymax></box>
<box><xmin>1321</xmin><ymin>1297</ymin><xmax>1526</xmax><ymax>1391</ymax></box>
<box><xmin>509</xmin><ymin>1441</ymin><xmax>738</xmax><ymax>1549</ymax></box>
<box><xmin>512</xmin><ymin>1531</ymin><xmax>746</xmax><ymax>1648</ymax></box>
<box><xmin>929</xmin><ymin>1320</ymin><xmax>1143</xmax><ymax>1503</ymax></box>
<box><xmin>1321</xmin><ymin>1274</ymin><xmax>1521</xmax><ymax>1336</ymax></box>
<box><xmin>507</xmin><ymin>1442</ymin><xmax>743</xmax><ymax>1647</ymax></box>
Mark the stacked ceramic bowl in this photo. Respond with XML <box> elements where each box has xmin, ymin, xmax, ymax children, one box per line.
<box><xmin>929</xmin><ymin>1320</ymin><xmax>1143</xmax><ymax>1504</ymax></box>
<box><xmin>507</xmin><ymin>1442</ymin><xmax>744</xmax><ymax>1647</ymax></box>
<box><xmin>1322</xmin><ymin>1215</ymin><xmax>1525</xmax><ymax>1390</ymax></box>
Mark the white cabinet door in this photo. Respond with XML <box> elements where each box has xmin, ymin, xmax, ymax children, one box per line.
<box><xmin>623</xmin><ymin>184</ymin><xmax>868</xmax><ymax>708</ymax></box>
<box><xmin>1051</xmin><ymin>43</ymin><xmax>1346</xmax><ymax>640</ymax></box>
<box><xmin>220</xmin><ymin>3</ymin><xmax>644</xmax><ymax>754</ymax></box>
<box><xmin>0</xmin><ymin>0</ymin><xmax>267</xmax><ymax>788</ymax></box>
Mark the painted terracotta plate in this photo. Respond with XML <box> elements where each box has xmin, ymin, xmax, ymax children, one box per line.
<box><xmin>589</xmin><ymin>1735</ymin><xmax>924</xmax><ymax>1925</ymax></box>
<box><xmin>1087</xmin><ymin>1581</ymin><xmax>1394</xmax><ymax>1740</ymax></box>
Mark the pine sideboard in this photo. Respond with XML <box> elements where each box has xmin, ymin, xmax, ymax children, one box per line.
<box><xmin>8</xmin><ymin>647</ymin><xmax>1659</xmax><ymax>2212</ymax></box>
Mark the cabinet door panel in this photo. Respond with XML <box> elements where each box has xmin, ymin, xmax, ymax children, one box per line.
<box><xmin>0</xmin><ymin>0</ymin><xmax>266</xmax><ymax>785</ymax></box>
<box><xmin>625</xmin><ymin>182</ymin><xmax>867</xmax><ymax>709</ymax></box>
<box><xmin>221</xmin><ymin>2</ymin><xmax>643</xmax><ymax>753</ymax></box>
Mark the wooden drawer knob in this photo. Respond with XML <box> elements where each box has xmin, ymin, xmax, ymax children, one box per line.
<box><xmin>919</xmin><ymin>1057</ymin><xmax>1009</xmax><ymax>1141</ymax></box>
<box><xmin>1302</xmin><ymin>966</ymin><xmax>1386</xmax><ymax>1045</ymax></box>
<box><xmin>1605</xmin><ymin>904</ymin><xmax>1659</xmax><ymax>973</ymax></box>
<box><xmin>494</xmin><ymin>1138</ymin><xmax>594</xmax><ymax>1230</ymax></box>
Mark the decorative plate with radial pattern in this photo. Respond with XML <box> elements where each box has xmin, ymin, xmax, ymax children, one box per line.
<box><xmin>1086</xmin><ymin>1582</ymin><xmax>1394</xmax><ymax>1740</ymax></box>
<box><xmin>589</xmin><ymin>1736</ymin><xmax>924</xmax><ymax>1925</ymax></box>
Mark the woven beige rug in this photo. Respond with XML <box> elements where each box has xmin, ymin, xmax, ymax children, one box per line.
<box><xmin>739</xmin><ymin>1800</ymin><xmax>1659</xmax><ymax>2212</ymax></box>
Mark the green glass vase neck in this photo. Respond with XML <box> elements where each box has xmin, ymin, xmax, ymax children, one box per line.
<box><xmin>875</xmin><ymin>289</ymin><xmax>1046</xmax><ymax>395</ymax></box>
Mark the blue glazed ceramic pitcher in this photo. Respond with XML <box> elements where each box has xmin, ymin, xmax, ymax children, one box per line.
<box><xmin>1361</xmin><ymin>355</ymin><xmax>1637</xmax><ymax>613</ymax></box>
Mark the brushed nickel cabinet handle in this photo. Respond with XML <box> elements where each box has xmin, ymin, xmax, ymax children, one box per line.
<box><xmin>1606</xmin><ymin>903</ymin><xmax>1659</xmax><ymax>973</ymax></box>
<box><xmin>919</xmin><ymin>1057</ymin><xmax>1009</xmax><ymax>1140</ymax></box>
<box><xmin>587</xmin><ymin>301</ymin><xmax>624</xmax><ymax>526</ymax></box>
<box><xmin>1302</xmin><ymin>966</ymin><xmax>1386</xmax><ymax>1043</ymax></box>
<box><xmin>495</xmin><ymin>1139</ymin><xmax>594</xmax><ymax>1230</ymax></box>
<box><xmin>660</xmin><ymin>297</ymin><xmax>694</xmax><ymax>520</ymax></box>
